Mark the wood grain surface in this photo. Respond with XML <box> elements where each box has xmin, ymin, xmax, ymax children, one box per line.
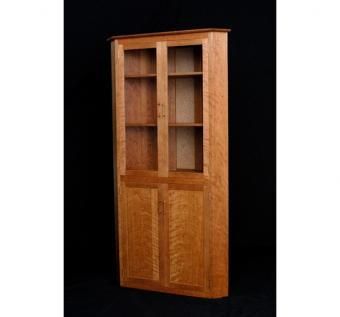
<box><xmin>168</xmin><ymin>188</ymin><xmax>205</xmax><ymax>288</ymax></box>
<box><xmin>125</xmin><ymin>186</ymin><xmax>159</xmax><ymax>281</ymax></box>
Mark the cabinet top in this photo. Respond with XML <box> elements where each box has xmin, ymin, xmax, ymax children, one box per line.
<box><xmin>107</xmin><ymin>28</ymin><xmax>231</xmax><ymax>41</ymax></box>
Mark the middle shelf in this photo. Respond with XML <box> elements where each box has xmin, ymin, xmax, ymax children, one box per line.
<box><xmin>124</xmin><ymin>72</ymin><xmax>203</xmax><ymax>79</ymax></box>
<box><xmin>125</xmin><ymin>122</ymin><xmax>203</xmax><ymax>127</ymax></box>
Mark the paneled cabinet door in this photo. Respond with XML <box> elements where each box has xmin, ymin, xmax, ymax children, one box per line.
<box><xmin>166</xmin><ymin>184</ymin><xmax>209</xmax><ymax>292</ymax></box>
<box><xmin>120</xmin><ymin>183</ymin><xmax>161</xmax><ymax>284</ymax></box>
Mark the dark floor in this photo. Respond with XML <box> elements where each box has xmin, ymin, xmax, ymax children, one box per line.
<box><xmin>65</xmin><ymin>249</ymin><xmax>275</xmax><ymax>317</ymax></box>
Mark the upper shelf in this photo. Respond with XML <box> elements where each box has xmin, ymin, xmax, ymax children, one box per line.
<box><xmin>125</xmin><ymin>73</ymin><xmax>156</xmax><ymax>79</ymax></box>
<box><xmin>169</xmin><ymin>123</ymin><xmax>203</xmax><ymax>127</ymax></box>
<box><xmin>126</xmin><ymin>123</ymin><xmax>203</xmax><ymax>127</ymax></box>
<box><xmin>168</xmin><ymin>72</ymin><xmax>202</xmax><ymax>78</ymax></box>
<box><xmin>126</xmin><ymin>123</ymin><xmax>157</xmax><ymax>127</ymax></box>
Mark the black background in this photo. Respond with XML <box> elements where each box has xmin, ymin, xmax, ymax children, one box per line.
<box><xmin>65</xmin><ymin>0</ymin><xmax>276</xmax><ymax>315</ymax></box>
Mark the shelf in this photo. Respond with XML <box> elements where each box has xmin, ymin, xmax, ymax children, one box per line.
<box><xmin>125</xmin><ymin>72</ymin><xmax>203</xmax><ymax>78</ymax></box>
<box><xmin>169</xmin><ymin>123</ymin><xmax>203</xmax><ymax>127</ymax></box>
<box><xmin>126</xmin><ymin>123</ymin><xmax>157</xmax><ymax>127</ymax></box>
<box><xmin>126</xmin><ymin>123</ymin><xmax>202</xmax><ymax>127</ymax></box>
<box><xmin>170</xmin><ymin>168</ymin><xmax>203</xmax><ymax>173</ymax></box>
<box><xmin>125</xmin><ymin>74</ymin><xmax>156</xmax><ymax>79</ymax></box>
<box><xmin>168</xmin><ymin>71</ymin><xmax>203</xmax><ymax>78</ymax></box>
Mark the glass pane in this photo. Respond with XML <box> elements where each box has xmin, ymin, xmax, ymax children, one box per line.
<box><xmin>125</xmin><ymin>48</ymin><xmax>157</xmax><ymax>124</ymax></box>
<box><xmin>124</xmin><ymin>48</ymin><xmax>157</xmax><ymax>170</ymax></box>
<box><xmin>125</xmin><ymin>49</ymin><xmax>156</xmax><ymax>75</ymax></box>
<box><xmin>168</xmin><ymin>45</ymin><xmax>204</xmax><ymax>173</ymax></box>
<box><xmin>169</xmin><ymin>127</ymin><xmax>203</xmax><ymax>172</ymax></box>
<box><xmin>168</xmin><ymin>45</ymin><xmax>203</xmax><ymax>125</ymax></box>
<box><xmin>168</xmin><ymin>46</ymin><xmax>202</xmax><ymax>73</ymax></box>
<box><xmin>126</xmin><ymin>127</ymin><xmax>157</xmax><ymax>170</ymax></box>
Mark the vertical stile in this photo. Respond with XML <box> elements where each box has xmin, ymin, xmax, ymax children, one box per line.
<box><xmin>156</xmin><ymin>41</ymin><xmax>169</xmax><ymax>285</ymax></box>
<box><xmin>115</xmin><ymin>43</ymin><xmax>127</xmax><ymax>281</ymax></box>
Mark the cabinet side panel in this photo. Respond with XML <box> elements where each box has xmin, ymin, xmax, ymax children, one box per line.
<box><xmin>208</xmin><ymin>32</ymin><xmax>229</xmax><ymax>297</ymax></box>
<box><xmin>111</xmin><ymin>41</ymin><xmax>119</xmax><ymax>281</ymax></box>
<box><xmin>115</xmin><ymin>43</ymin><xmax>126</xmax><ymax>281</ymax></box>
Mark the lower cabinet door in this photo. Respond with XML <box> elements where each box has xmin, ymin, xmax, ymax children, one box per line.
<box><xmin>166</xmin><ymin>184</ymin><xmax>208</xmax><ymax>291</ymax></box>
<box><xmin>121</xmin><ymin>183</ymin><xmax>161</xmax><ymax>284</ymax></box>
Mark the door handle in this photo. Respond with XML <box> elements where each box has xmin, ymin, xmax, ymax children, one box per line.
<box><xmin>162</xmin><ymin>103</ymin><xmax>166</xmax><ymax>118</ymax></box>
<box><xmin>157</xmin><ymin>103</ymin><xmax>166</xmax><ymax>119</ymax></box>
<box><xmin>157</xmin><ymin>103</ymin><xmax>162</xmax><ymax>118</ymax></box>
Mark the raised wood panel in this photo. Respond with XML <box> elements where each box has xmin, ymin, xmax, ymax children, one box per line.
<box><xmin>124</xmin><ymin>185</ymin><xmax>160</xmax><ymax>281</ymax></box>
<box><xmin>168</xmin><ymin>188</ymin><xmax>205</xmax><ymax>288</ymax></box>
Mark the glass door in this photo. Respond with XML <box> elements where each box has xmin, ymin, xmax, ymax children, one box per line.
<box><xmin>122</xmin><ymin>42</ymin><xmax>206</xmax><ymax>175</ymax></box>
<box><xmin>124</xmin><ymin>48</ymin><xmax>158</xmax><ymax>171</ymax></box>
<box><xmin>167</xmin><ymin>44</ymin><xmax>204</xmax><ymax>173</ymax></box>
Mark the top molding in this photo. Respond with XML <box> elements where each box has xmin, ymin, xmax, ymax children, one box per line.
<box><xmin>107</xmin><ymin>28</ymin><xmax>231</xmax><ymax>42</ymax></box>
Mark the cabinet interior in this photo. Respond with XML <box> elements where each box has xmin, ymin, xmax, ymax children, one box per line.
<box><xmin>124</xmin><ymin>48</ymin><xmax>157</xmax><ymax>171</ymax></box>
<box><xmin>169</xmin><ymin>127</ymin><xmax>203</xmax><ymax>172</ymax></box>
<box><xmin>125</xmin><ymin>48</ymin><xmax>157</xmax><ymax>125</ymax></box>
<box><xmin>126</xmin><ymin>127</ymin><xmax>158</xmax><ymax>170</ymax></box>
<box><xmin>168</xmin><ymin>45</ymin><xmax>203</xmax><ymax>172</ymax></box>
<box><xmin>168</xmin><ymin>76</ymin><xmax>202</xmax><ymax>124</ymax></box>
<box><xmin>125</xmin><ymin>48</ymin><xmax>156</xmax><ymax>75</ymax></box>
<box><xmin>168</xmin><ymin>45</ymin><xmax>203</xmax><ymax>125</ymax></box>
<box><xmin>168</xmin><ymin>46</ymin><xmax>202</xmax><ymax>73</ymax></box>
<box><xmin>125</xmin><ymin>78</ymin><xmax>156</xmax><ymax>124</ymax></box>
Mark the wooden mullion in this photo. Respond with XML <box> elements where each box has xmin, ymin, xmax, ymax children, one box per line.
<box><xmin>156</xmin><ymin>41</ymin><xmax>168</xmax><ymax>177</ymax></box>
<box><xmin>156</xmin><ymin>41</ymin><xmax>169</xmax><ymax>288</ymax></box>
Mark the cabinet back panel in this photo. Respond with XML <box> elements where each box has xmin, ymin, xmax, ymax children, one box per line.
<box><xmin>126</xmin><ymin>127</ymin><xmax>157</xmax><ymax>170</ymax></box>
<box><xmin>125</xmin><ymin>78</ymin><xmax>156</xmax><ymax>124</ymax></box>
<box><xmin>168</xmin><ymin>46</ymin><xmax>202</xmax><ymax>73</ymax></box>
<box><xmin>169</xmin><ymin>127</ymin><xmax>203</xmax><ymax>172</ymax></box>
<box><xmin>168</xmin><ymin>77</ymin><xmax>203</xmax><ymax>123</ymax></box>
<box><xmin>125</xmin><ymin>49</ymin><xmax>156</xmax><ymax>75</ymax></box>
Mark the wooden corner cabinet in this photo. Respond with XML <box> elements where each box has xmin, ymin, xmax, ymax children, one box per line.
<box><xmin>109</xmin><ymin>28</ymin><xmax>230</xmax><ymax>298</ymax></box>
